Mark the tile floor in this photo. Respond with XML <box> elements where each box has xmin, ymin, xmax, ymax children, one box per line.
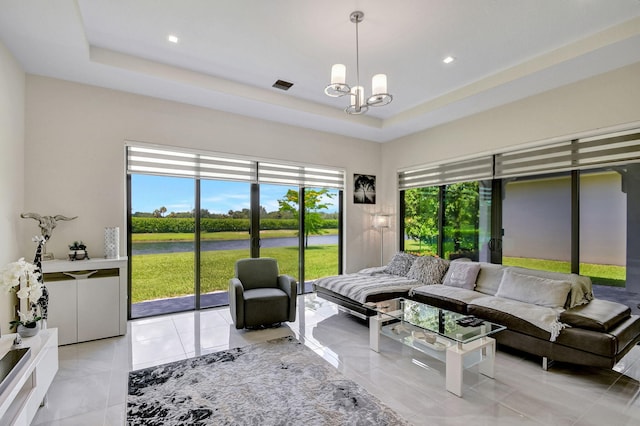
<box><xmin>32</xmin><ymin>294</ymin><xmax>640</xmax><ymax>425</ymax></box>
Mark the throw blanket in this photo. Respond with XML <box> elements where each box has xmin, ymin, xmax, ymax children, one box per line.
<box><xmin>470</xmin><ymin>296</ymin><xmax>568</xmax><ymax>342</ymax></box>
<box><xmin>314</xmin><ymin>272</ymin><xmax>421</xmax><ymax>304</ymax></box>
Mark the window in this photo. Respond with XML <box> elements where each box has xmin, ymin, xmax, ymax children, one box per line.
<box><xmin>126</xmin><ymin>143</ymin><xmax>344</xmax><ymax>318</ymax></box>
<box><xmin>502</xmin><ymin>174</ymin><xmax>572</xmax><ymax>273</ymax></box>
<box><xmin>401</xmin><ymin>181</ymin><xmax>491</xmax><ymax>261</ymax></box>
<box><xmin>399</xmin><ymin>127</ymin><xmax>640</xmax><ymax>290</ymax></box>
<box><xmin>579</xmin><ymin>169</ymin><xmax>626</xmax><ymax>286</ymax></box>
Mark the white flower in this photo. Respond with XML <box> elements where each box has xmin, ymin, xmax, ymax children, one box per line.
<box><xmin>0</xmin><ymin>257</ymin><xmax>44</xmax><ymax>300</ymax></box>
<box><xmin>29</xmin><ymin>285</ymin><xmax>43</xmax><ymax>302</ymax></box>
<box><xmin>15</xmin><ymin>286</ymin><xmax>31</xmax><ymax>299</ymax></box>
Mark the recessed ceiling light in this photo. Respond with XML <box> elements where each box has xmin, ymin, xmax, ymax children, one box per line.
<box><xmin>167</xmin><ymin>34</ymin><xmax>179</xmax><ymax>44</ymax></box>
<box><xmin>443</xmin><ymin>56</ymin><xmax>455</xmax><ymax>64</ymax></box>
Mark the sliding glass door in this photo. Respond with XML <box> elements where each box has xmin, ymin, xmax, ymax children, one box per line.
<box><xmin>303</xmin><ymin>187</ymin><xmax>340</xmax><ymax>292</ymax></box>
<box><xmin>401</xmin><ymin>181</ymin><xmax>491</xmax><ymax>261</ymax></box>
<box><xmin>130</xmin><ymin>174</ymin><xmax>195</xmax><ymax>318</ymax></box>
<box><xmin>579</xmin><ymin>169</ymin><xmax>626</xmax><ymax>286</ymax></box>
<box><xmin>502</xmin><ymin>173</ymin><xmax>572</xmax><ymax>273</ymax></box>
<box><xmin>199</xmin><ymin>180</ymin><xmax>251</xmax><ymax>309</ymax></box>
<box><xmin>258</xmin><ymin>184</ymin><xmax>300</xmax><ymax>282</ymax></box>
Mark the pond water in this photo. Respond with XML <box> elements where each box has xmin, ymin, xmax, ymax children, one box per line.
<box><xmin>132</xmin><ymin>235</ymin><xmax>339</xmax><ymax>255</ymax></box>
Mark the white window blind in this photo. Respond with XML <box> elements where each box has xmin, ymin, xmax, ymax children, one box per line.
<box><xmin>494</xmin><ymin>129</ymin><xmax>640</xmax><ymax>179</ymax></box>
<box><xmin>258</xmin><ymin>162</ymin><xmax>344</xmax><ymax>189</ymax></box>
<box><xmin>126</xmin><ymin>144</ymin><xmax>344</xmax><ymax>189</ymax></box>
<box><xmin>127</xmin><ymin>145</ymin><xmax>257</xmax><ymax>182</ymax></box>
<box><xmin>399</xmin><ymin>128</ymin><xmax>640</xmax><ymax>189</ymax></box>
<box><xmin>398</xmin><ymin>156</ymin><xmax>493</xmax><ymax>190</ymax></box>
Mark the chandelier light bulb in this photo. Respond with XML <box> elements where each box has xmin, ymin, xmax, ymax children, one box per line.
<box><xmin>331</xmin><ymin>64</ymin><xmax>346</xmax><ymax>85</ymax></box>
<box><xmin>372</xmin><ymin>74</ymin><xmax>387</xmax><ymax>95</ymax></box>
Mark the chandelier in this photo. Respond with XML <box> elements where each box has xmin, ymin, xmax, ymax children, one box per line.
<box><xmin>324</xmin><ymin>11</ymin><xmax>393</xmax><ymax>115</ymax></box>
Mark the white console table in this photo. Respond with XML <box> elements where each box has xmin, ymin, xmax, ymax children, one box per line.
<box><xmin>42</xmin><ymin>258</ymin><xmax>127</xmax><ymax>345</ymax></box>
<box><xmin>0</xmin><ymin>329</ymin><xmax>58</xmax><ymax>426</ymax></box>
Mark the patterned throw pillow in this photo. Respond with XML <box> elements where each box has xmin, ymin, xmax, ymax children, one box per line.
<box><xmin>406</xmin><ymin>256</ymin><xmax>450</xmax><ymax>284</ymax></box>
<box><xmin>384</xmin><ymin>252</ymin><xmax>417</xmax><ymax>276</ymax></box>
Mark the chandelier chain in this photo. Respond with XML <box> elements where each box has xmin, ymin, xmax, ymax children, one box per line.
<box><xmin>355</xmin><ymin>16</ymin><xmax>360</xmax><ymax>90</ymax></box>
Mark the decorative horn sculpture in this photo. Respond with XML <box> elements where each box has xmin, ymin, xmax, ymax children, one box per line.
<box><xmin>21</xmin><ymin>213</ymin><xmax>78</xmax><ymax>261</ymax></box>
<box><xmin>20</xmin><ymin>213</ymin><xmax>78</xmax><ymax>240</ymax></box>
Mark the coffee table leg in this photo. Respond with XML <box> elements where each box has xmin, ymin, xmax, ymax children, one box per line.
<box><xmin>446</xmin><ymin>347</ymin><xmax>463</xmax><ymax>397</ymax></box>
<box><xmin>478</xmin><ymin>338</ymin><xmax>496</xmax><ymax>378</ymax></box>
<box><xmin>369</xmin><ymin>315</ymin><xmax>381</xmax><ymax>352</ymax></box>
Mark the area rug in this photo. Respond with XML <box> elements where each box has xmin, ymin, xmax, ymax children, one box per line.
<box><xmin>127</xmin><ymin>336</ymin><xmax>409</xmax><ymax>425</ymax></box>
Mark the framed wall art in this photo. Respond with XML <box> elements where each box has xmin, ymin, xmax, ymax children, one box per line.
<box><xmin>353</xmin><ymin>174</ymin><xmax>376</xmax><ymax>204</ymax></box>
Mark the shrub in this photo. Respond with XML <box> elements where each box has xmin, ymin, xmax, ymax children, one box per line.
<box><xmin>131</xmin><ymin>217</ymin><xmax>337</xmax><ymax>233</ymax></box>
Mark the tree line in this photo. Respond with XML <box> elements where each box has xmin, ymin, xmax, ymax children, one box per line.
<box><xmin>131</xmin><ymin>217</ymin><xmax>338</xmax><ymax>233</ymax></box>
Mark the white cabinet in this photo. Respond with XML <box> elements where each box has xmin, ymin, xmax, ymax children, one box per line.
<box><xmin>42</xmin><ymin>258</ymin><xmax>127</xmax><ymax>345</ymax></box>
<box><xmin>77</xmin><ymin>275</ymin><xmax>119</xmax><ymax>342</ymax></box>
<box><xmin>45</xmin><ymin>279</ymin><xmax>77</xmax><ymax>345</ymax></box>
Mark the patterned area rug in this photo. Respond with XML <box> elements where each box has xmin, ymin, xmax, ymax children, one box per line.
<box><xmin>127</xmin><ymin>336</ymin><xmax>409</xmax><ymax>425</ymax></box>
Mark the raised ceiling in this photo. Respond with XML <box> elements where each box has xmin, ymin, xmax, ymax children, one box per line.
<box><xmin>1</xmin><ymin>0</ymin><xmax>639</xmax><ymax>142</ymax></box>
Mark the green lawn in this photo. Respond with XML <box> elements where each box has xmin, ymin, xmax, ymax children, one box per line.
<box><xmin>503</xmin><ymin>257</ymin><xmax>626</xmax><ymax>287</ymax></box>
<box><xmin>131</xmin><ymin>245</ymin><xmax>339</xmax><ymax>303</ymax></box>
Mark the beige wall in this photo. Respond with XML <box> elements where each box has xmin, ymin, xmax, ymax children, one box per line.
<box><xmin>380</xmin><ymin>61</ymin><xmax>640</xmax><ymax>259</ymax></box>
<box><xmin>23</xmin><ymin>76</ymin><xmax>383</xmax><ymax>273</ymax></box>
<box><xmin>0</xmin><ymin>42</ymin><xmax>26</xmax><ymax>335</ymax></box>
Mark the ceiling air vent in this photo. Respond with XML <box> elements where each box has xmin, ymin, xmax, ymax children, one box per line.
<box><xmin>272</xmin><ymin>80</ymin><xmax>294</xmax><ymax>91</ymax></box>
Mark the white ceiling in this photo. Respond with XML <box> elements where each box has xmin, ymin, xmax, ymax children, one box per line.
<box><xmin>1</xmin><ymin>0</ymin><xmax>640</xmax><ymax>142</ymax></box>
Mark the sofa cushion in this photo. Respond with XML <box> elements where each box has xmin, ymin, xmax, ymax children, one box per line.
<box><xmin>474</xmin><ymin>262</ymin><xmax>506</xmax><ymax>296</ymax></box>
<box><xmin>495</xmin><ymin>269</ymin><xmax>571</xmax><ymax>309</ymax></box>
<box><xmin>552</xmin><ymin>316</ymin><xmax>640</xmax><ymax>358</ymax></box>
<box><xmin>406</xmin><ymin>256</ymin><xmax>450</xmax><ymax>285</ymax></box>
<box><xmin>410</xmin><ymin>284</ymin><xmax>486</xmax><ymax>313</ymax></box>
<box><xmin>559</xmin><ymin>299</ymin><xmax>631</xmax><ymax>332</ymax></box>
<box><xmin>442</xmin><ymin>261</ymin><xmax>481</xmax><ymax>290</ymax></box>
<box><xmin>469</xmin><ymin>296</ymin><xmax>567</xmax><ymax>341</ymax></box>
<box><xmin>468</xmin><ymin>301</ymin><xmax>552</xmax><ymax>340</ymax></box>
<box><xmin>384</xmin><ymin>252</ymin><xmax>417</xmax><ymax>276</ymax></box>
<box><xmin>507</xmin><ymin>266</ymin><xmax>593</xmax><ymax>309</ymax></box>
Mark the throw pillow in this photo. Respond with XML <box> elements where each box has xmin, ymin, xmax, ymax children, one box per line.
<box><xmin>384</xmin><ymin>252</ymin><xmax>417</xmax><ymax>277</ymax></box>
<box><xmin>442</xmin><ymin>261</ymin><xmax>480</xmax><ymax>290</ymax></box>
<box><xmin>495</xmin><ymin>269</ymin><xmax>572</xmax><ymax>309</ymax></box>
<box><xmin>406</xmin><ymin>256</ymin><xmax>450</xmax><ymax>285</ymax></box>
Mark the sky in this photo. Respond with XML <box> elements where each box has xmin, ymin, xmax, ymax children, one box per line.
<box><xmin>131</xmin><ymin>174</ymin><xmax>338</xmax><ymax>215</ymax></box>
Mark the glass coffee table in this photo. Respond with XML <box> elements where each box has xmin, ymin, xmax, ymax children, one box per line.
<box><xmin>368</xmin><ymin>298</ymin><xmax>506</xmax><ymax>397</ymax></box>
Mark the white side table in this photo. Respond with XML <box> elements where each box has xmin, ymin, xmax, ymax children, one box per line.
<box><xmin>0</xmin><ymin>329</ymin><xmax>59</xmax><ymax>425</ymax></box>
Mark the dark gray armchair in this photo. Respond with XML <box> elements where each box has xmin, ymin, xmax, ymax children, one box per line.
<box><xmin>229</xmin><ymin>258</ymin><xmax>297</xmax><ymax>329</ymax></box>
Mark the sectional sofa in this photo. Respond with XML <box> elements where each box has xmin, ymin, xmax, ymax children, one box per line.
<box><xmin>313</xmin><ymin>253</ymin><xmax>640</xmax><ymax>369</ymax></box>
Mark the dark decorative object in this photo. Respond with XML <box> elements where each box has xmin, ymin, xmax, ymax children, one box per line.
<box><xmin>354</xmin><ymin>173</ymin><xmax>376</xmax><ymax>204</ymax></box>
<box><xmin>33</xmin><ymin>236</ymin><xmax>49</xmax><ymax>321</ymax></box>
<box><xmin>68</xmin><ymin>241</ymin><xmax>90</xmax><ymax>261</ymax></box>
